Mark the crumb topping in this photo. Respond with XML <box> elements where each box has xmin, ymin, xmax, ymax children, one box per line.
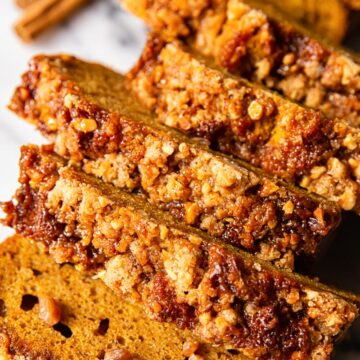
<box><xmin>8</xmin><ymin>55</ymin><xmax>341</xmax><ymax>270</ymax></box>
<box><xmin>128</xmin><ymin>38</ymin><xmax>360</xmax><ymax>211</ymax></box>
<box><xmin>2</xmin><ymin>146</ymin><xmax>357</xmax><ymax>359</ymax></box>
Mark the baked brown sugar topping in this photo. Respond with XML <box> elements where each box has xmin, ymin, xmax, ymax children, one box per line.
<box><xmin>1</xmin><ymin>146</ymin><xmax>358</xmax><ymax>359</ymax></box>
<box><xmin>0</xmin><ymin>235</ymin><xmax>245</xmax><ymax>360</ymax></box>
<box><xmin>128</xmin><ymin>37</ymin><xmax>360</xmax><ymax>212</ymax></box>
<box><xmin>122</xmin><ymin>0</ymin><xmax>360</xmax><ymax>128</ymax></box>
<box><xmin>8</xmin><ymin>55</ymin><xmax>341</xmax><ymax>270</ymax></box>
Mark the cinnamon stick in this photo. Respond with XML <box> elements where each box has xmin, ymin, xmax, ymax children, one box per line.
<box><xmin>15</xmin><ymin>0</ymin><xmax>89</xmax><ymax>42</ymax></box>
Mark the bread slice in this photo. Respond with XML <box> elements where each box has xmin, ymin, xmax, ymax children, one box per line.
<box><xmin>8</xmin><ymin>55</ymin><xmax>341</xmax><ymax>270</ymax></box>
<box><xmin>128</xmin><ymin>36</ymin><xmax>360</xmax><ymax>213</ymax></box>
<box><xmin>263</xmin><ymin>0</ymin><xmax>349</xmax><ymax>43</ymax></box>
<box><xmin>122</xmin><ymin>0</ymin><xmax>360</xmax><ymax>128</ymax></box>
<box><xmin>0</xmin><ymin>235</ymin><xmax>246</xmax><ymax>360</ymax></box>
<box><xmin>1</xmin><ymin>145</ymin><xmax>358</xmax><ymax>359</ymax></box>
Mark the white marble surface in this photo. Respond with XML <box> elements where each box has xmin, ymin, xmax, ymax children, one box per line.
<box><xmin>0</xmin><ymin>0</ymin><xmax>147</xmax><ymax>239</ymax></box>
